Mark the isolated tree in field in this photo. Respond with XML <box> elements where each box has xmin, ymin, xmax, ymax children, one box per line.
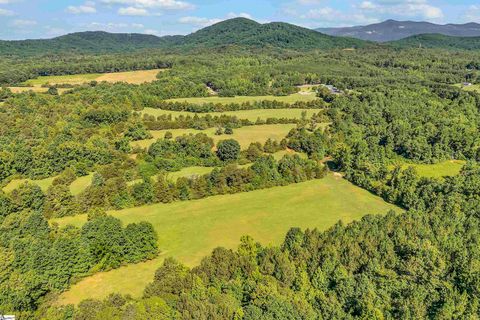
<box><xmin>216</xmin><ymin>139</ymin><xmax>241</xmax><ymax>162</ymax></box>
<box><xmin>47</xmin><ymin>87</ymin><xmax>59</xmax><ymax>95</ymax></box>
<box><xmin>224</xmin><ymin>125</ymin><xmax>234</xmax><ymax>135</ymax></box>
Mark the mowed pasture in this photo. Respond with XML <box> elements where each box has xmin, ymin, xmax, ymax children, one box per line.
<box><xmin>140</xmin><ymin>107</ymin><xmax>323</xmax><ymax>122</ymax></box>
<box><xmin>2</xmin><ymin>176</ymin><xmax>56</xmax><ymax>193</ymax></box>
<box><xmin>401</xmin><ymin>160</ymin><xmax>466</xmax><ymax>178</ymax></box>
<box><xmin>463</xmin><ymin>84</ymin><xmax>480</xmax><ymax>93</ymax></box>
<box><xmin>22</xmin><ymin>69</ymin><xmax>163</xmax><ymax>86</ymax></box>
<box><xmin>8</xmin><ymin>87</ymin><xmax>70</xmax><ymax>94</ymax></box>
<box><xmin>127</xmin><ymin>166</ymin><xmax>215</xmax><ymax>186</ymax></box>
<box><xmin>3</xmin><ymin>173</ymin><xmax>94</xmax><ymax>195</ymax></box>
<box><xmin>165</xmin><ymin>92</ymin><xmax>317</xmax><ymax>104</ymax></box>
<box><xmin>53</xmin><ymin>174</ymin><xmax>401</xmax><ymax>305</ymax></box>
<box><xmin>131</xmin><ymin>124</ymin><xmax>298</xmax><ymax>149</ymax></box>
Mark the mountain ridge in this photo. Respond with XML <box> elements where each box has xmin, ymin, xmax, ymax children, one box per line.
<box><xmin>0</xmin><ymin>18</ymin><xmax>369</xmax><ymax>57</ymax></box>
<box><xmin>316</xmin><ymin>20</ymin><xmax>480</xmax><ymax>42</ymax></box>
<box><xmin>388</xmin><ymin>33</ymin><xmax>480</xmax><ymax>50</ymax></box>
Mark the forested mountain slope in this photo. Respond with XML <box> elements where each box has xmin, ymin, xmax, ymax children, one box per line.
<box><xmin>0</xmin><ymin>32</ymin><xmax>182</xmax><ymax>56</ymax></box>
<box><xmin>389</xmin><ymin>33</ymin><xmax>480</xmax><ymax>50</ymax></box>
<box><xmin>0</xmin><ymin>18</ymin><xmax>370</xmax><ymax>57</ymax></box>
<box><xmin>183</xmin><ymin>18</ymin><xmax>369</xmax><ymax>49</ymax></box>
<box><xmin>317</xmin><ymin>19</ymin><xmax>480</xmax><ymax>42</ymax></box>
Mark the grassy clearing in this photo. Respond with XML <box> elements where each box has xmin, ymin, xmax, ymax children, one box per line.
<box><xmin>132</xmin><ymin>124</ymin><xmax>298</xmax><ymax>150</ymax></box>
<box><xmin>127</xmin><ymin>166</ymin><xmax>215</xmax><ymax>186</ymax></box>
<box><xmin>140</xmin><ymin>108</ymin><xmax>323</xmax><ymax>122</ymax></box>
<box><xmin>70</xmin><ymin>173</ymin><xmax>94</xmax><ymax>196</ymax></box>
<box><xmin>165</xmin><ymin>93</ymin><xmax>317</xmax><ymax>104</ymax></box>
<box><xmin>23</xmin><ymin>69</ymin><xmax>163</xmax><ymax>87</ymax></box>
<box><xmin>8</xmin><ymin>87</ymin><xmax>70</xmax><ymax>94</ymax></box>
<box><xmin>399</xmin><ymin>160</ymin><xmax>466</xmax><ymax>178</ymax></box>
<box><xmin>53</xmin><ymin>174</ymin><xmax>400</xmax><ymax>305</ymax></box>
<box><xmin>463</xmin><ymin>84</ymin><xmax>480</xmax><ymax>93</ymax></box>
<box><xmin>2</xmin><ymin>176</ymin><xmax>56</xmax><ymax>193</ymax></box>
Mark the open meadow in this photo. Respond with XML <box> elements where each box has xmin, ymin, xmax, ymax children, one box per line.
<box><xmin>165</xmin><ymin>92</ymin><xmax>317</xmax><ymax>104</ymax></box>
<box><xmin>53</xmin><ymin>174</ymin><xmax>401</xmax><ymax>305</ymax></box>
<box><xmin>396</xmin><ymin>160</ymin><xmax>466</xmax><ymax>178</ymax></box>
<box><xmin>22</xmin><ymin>69</ymin><xmax>163</xmax><ymax>86</ymax></box>
<box><xmin>132</xmin><ymin>124</ymin><xmax>298</xmax><ymax>149</ymax></box>
<box><xmin>140</xmin><ymin>107</ymin><xmax>323</xmax><ymax>121</ymax></box>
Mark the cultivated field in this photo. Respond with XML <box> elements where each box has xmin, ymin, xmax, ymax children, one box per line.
<box><xmin>53</xmin><ymin>174</ymin><xmax>401</xmax><ymax>305</ymax></box>
<box><xmin>23</xmin><ymin>69</ymin><xmax>163</xmax><ymax>86</ymax></box>
<box><xmin>132</xmin><ymin>124</ymin><xmax>298</xmax><ymax>149</ymax></box>
<box><xmin>165</xmin><ymin>92</ymin><xmax>317</xmax><ymax>104</ymax></box>
<box><xmin>140</xmin><ymin>107</ymin><xmax>323</xmax><ymax>122</ymax></box>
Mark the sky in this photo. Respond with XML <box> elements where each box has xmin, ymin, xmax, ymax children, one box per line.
<box><xmin>0</xmin><ymin>0</ymin><xmax>479</xmax><ymax>40</ymax></box>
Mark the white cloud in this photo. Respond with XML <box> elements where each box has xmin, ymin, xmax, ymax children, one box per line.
<box><xmin>464</xmin><ymin>5</ymin><xmax>480</xmax><ymax>22</ymax></box>
<box><xmin>360</xmin><ymin>1</ymin><xmax>377</xmax><ymax>10</ymax></box>
<box><xmin>118</xmin><ymin>6</ymin><xmax>148</xmax><ymax>15</ymax></box>
<box><xmin>131</xmin><ymin>23</ymin><xmax>144</xmax><ymax>28</ymax></box>
<box><xmin>303</xmin><ymin>7</ymin><xmax>379</xmax><ymax>26</ymax></box>
<box><xmin>357</xmin><ymin>0</ymin><xmax>444</xmax><ymax>20</ymax></box>
<box><xmin>179</xmin><ymin>12</ymin><xmax>253</xmax><ymax>28</ymax></box>
<box><xmin>66</xmin><ymin>2</ymin><xmax>97</xmax><ymax>14</ymax></box>
<box><xmin>179</xmin><ymin>16</ymin><xmax>222</xmax><ymax>27</ymax></box>
<box><xmin>296</xmin><ymin>0</ymin><xmax>323</xmax><ymax>4</ymax></box>
<box><xmin>101</xmin><ymin>0</ymin><xmax>194</xmax><ymax>10</ymax></box>
<box><xmin>0</xmin><ymin>8</ymin><xmax>14</xmax><ymax>16</ymax></box>
<box><xmin>144</xmin><ymin>28</ymin><xmax>160</xmax><ymax>35</ymax></box>
<box><xmin>12</xmin><ymin>19</ymin><xmax>37</xmax><ymax>27</ymax></box>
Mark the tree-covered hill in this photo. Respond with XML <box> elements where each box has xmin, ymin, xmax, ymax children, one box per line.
<box><xmin>317</xmin><ymin>19</ymin><xmax>480</xmax><ymax>42</ymax></box>
<box><xmin>388</xmin><ymin>33</ymin><xmax>480</xmax><ymax>50</ymax></box>
<box><xmin>0</xmin><ymin>31</ymin><xmax>182</xmax><ymax>56</ymax></box>
<box><xmin>183</xmin><ymin>18</ymin><xmax>369</xmax><ymax>49</ymax></box>
<box><xmin>0</xmin><ymin>18</ymin><xmax>370</xmax><ymax>57</ymax></box>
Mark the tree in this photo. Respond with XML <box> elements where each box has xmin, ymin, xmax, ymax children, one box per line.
<box><xmin>47</xmin><ymin>87</ymin><xmax>59</xmax><ymax>95</ymax></box>
<box><xmin>216</xmin><ymin>139</ymin><xmax>241</xmax><ymax>162</ymax></box>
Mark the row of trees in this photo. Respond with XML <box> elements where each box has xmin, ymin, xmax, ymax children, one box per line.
<box><xmin>0</xmin><ymin>182</ymin><xmax>158</xmax><ymax>311</ymax></box>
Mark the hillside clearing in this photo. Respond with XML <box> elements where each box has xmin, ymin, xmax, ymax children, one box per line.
<box><xmin>53</xmin><ymin>174</ymin><xmax>400</xmax><ymax>305</ymax></box>
<box><xmin>23</xmin><ymin>69</ymin><xmax>163</xmax><ymax>86</ymax></box>
<box><xmin>131</xmin><ymin>124</ymin><xmax>298</xmax><ymax>149</ymax></box>
<box><xmin>2</xmin><ymin>176</ymin><xmax>56</xmax><ymax>193</ymax></box>
<box><xmin>140</xmin><ymin>108</ymin><xmax>323</xmax><ymax>121</ymax></box>
<box><xmin>165</xmin><ymin>93</ymin><xmax>317</xmax><ymax>104</ymax></box>
<box><xmin>8</xmin><ymin>87</ymin><xmax>70</xmax><ymax>94</ymax></box>
<box><xmin>396</xmin><ymin>160</ymin><xmax>466</xmax><ymax>178</ymax></box>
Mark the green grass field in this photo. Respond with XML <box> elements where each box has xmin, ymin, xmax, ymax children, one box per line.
<box><xmin>463</xmin><ymin>84</ymin><xmax>480</xmax><ymax>93</ymax></box>
<box><xmin>23</xmin><ymin>69</ymin><xmax>163</xmax><ymax>86</ymax></box>
<box><xmin>70</xmin><ymin>173</ymin><xmax>94</xmax><ymax>196</ymax></box>
<box><xmin>397</xmin><ymin>160</ymin><xmax>466</xmax><ymax>178</ymax></box>
<box><xmin>53</xmin><ymin>174</ymin><xmax>400</xmax><ymax>305</ymax></box>
<box><xmin>3</xmin><ymin>173</ymin><xmax>94</xmax><ymax>195</ymax></box>
<box><xmin>127</xmin><ymin>166</ymin><xmax>215</xmax><ymax>186</ymax></box>
<box><xmin>2</xmin><ymin>176</ymin><xmax>56</xmax><ymax>193</ymax></box>
<box><xmin>140</xmin><ymin>108</ymin><xmax>323</xmax><ymax>122</ymax></box>
<box><xmin>132</xmin><ymin>124</ymin><xmax>298</xmax><ymax>149</ymax></box>
<box><xmin>165</xmin><ymin>93</ymin><xmax>317</xmax><ymax>104</ymax></box>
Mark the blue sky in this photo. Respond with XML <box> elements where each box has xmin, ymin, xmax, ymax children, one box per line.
<box><xmin>0</xmin><ymin>0</ymin><xmax>479</xmax><ymax>40</ymax></box>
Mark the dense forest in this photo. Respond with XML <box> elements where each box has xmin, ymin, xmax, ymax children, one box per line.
<box><xmin>1</xmin><ymin>16</ymin><xmax>480</xmax><ymax>319</ymax></box>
